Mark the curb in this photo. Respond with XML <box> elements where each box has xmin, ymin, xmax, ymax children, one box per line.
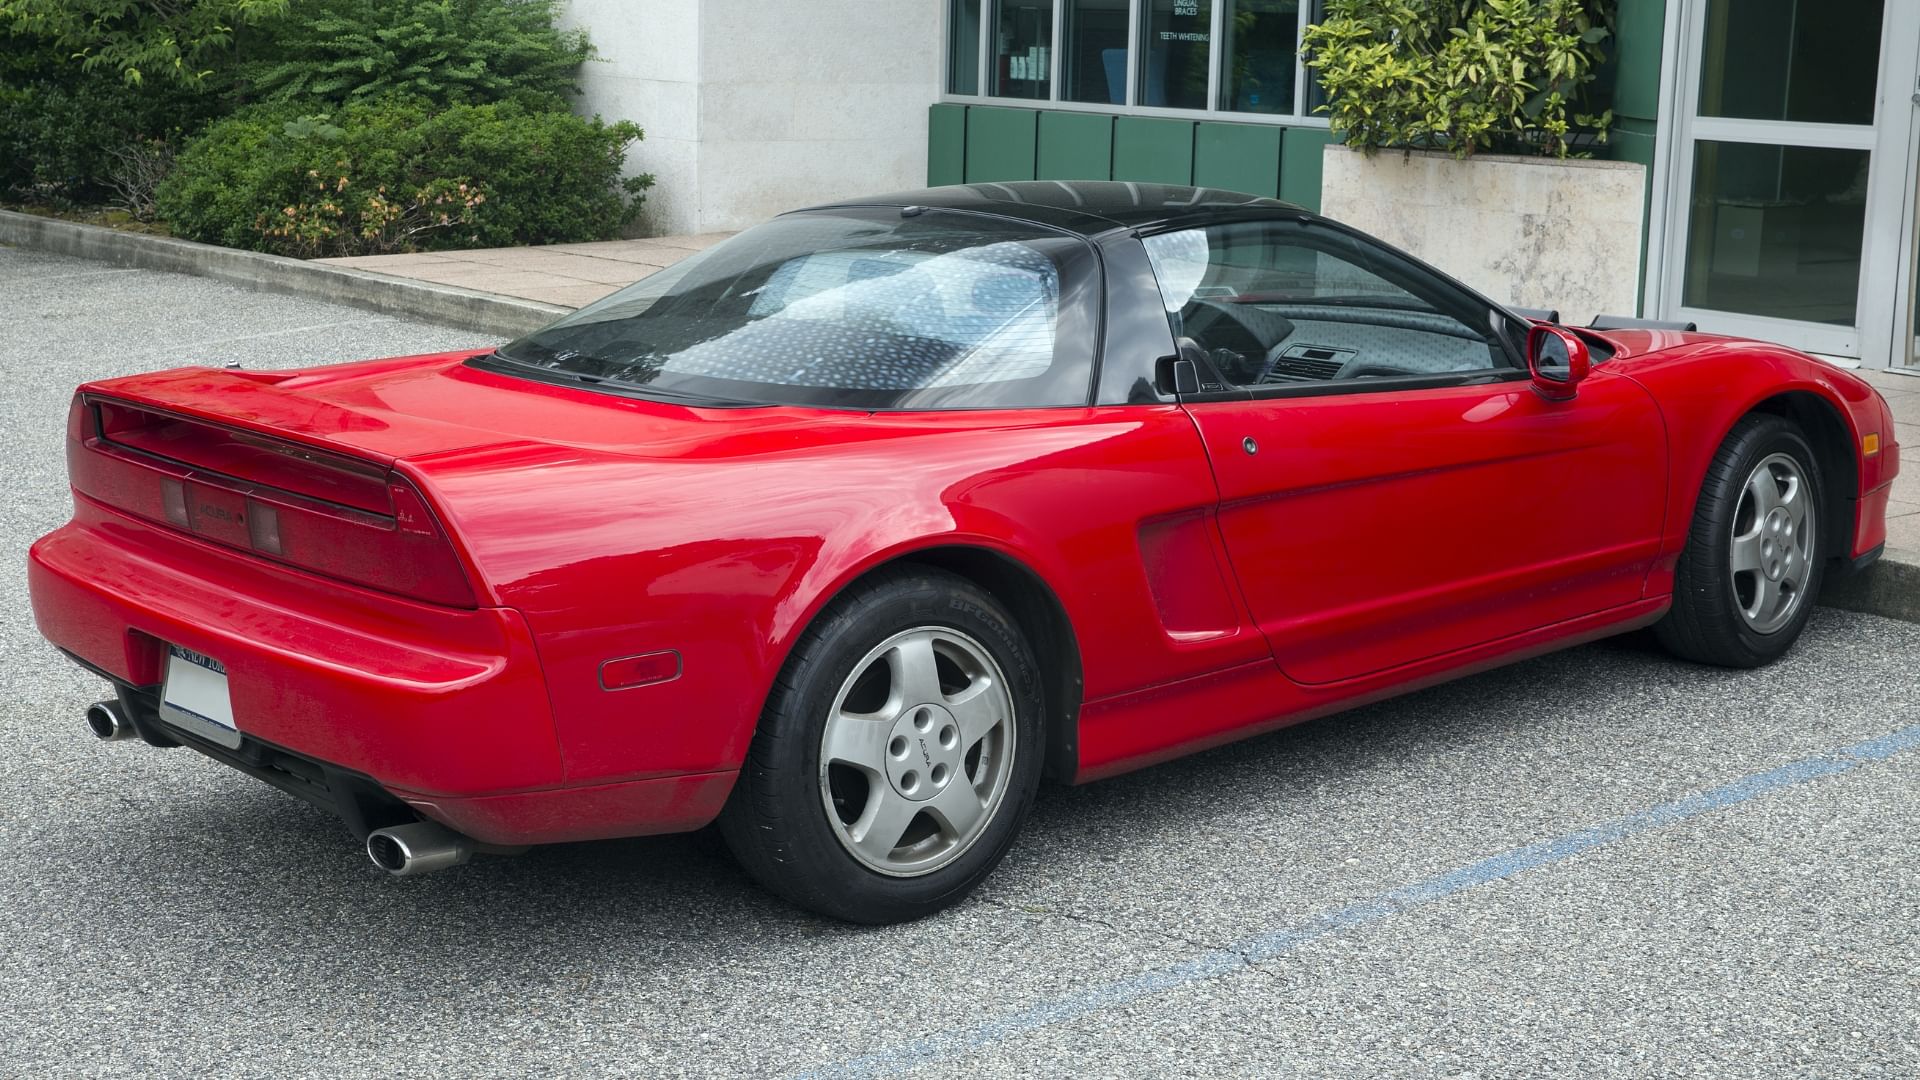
<box><xmin>1821</xmin><ymin>550</ymin><xmax>1920</xmax><ymax>624</ymax></box>
<box><xmin>0</xmin><ymin>209</ymin><xmax>566</xmax><ymax>339</ymax></box>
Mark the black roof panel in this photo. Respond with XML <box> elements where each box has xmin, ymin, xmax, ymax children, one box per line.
<box><xmin>798</xmin><ymin>181</ymin><xmax>1309</xmax><ymax>237</ymax></box>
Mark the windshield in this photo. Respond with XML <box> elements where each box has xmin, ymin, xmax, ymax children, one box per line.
<box><xmin>491</xmin><ymin>207</ymin><xmax>1099</xmax><ymax>409</ymax></box>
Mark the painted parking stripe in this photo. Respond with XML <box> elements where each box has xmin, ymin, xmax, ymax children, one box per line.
<box><xmin>795</xmin><ymin>723</ymin><xmax>1920</xmax><ymax>1080</ymax></box>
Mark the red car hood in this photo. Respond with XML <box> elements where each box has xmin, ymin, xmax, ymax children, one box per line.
<box><xmin>80</xmin><ymin>350</ymin><xmax>858</xmax><ymax>464</ymax></box>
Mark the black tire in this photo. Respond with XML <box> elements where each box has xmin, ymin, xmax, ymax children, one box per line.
<box><xmin>1656</xmin><ymin>413</ymin><xmax>1825</xmax><ymax>668</ymax></box>
<box><xmin>719</xmin><ymin>566</ymin><xmax>1045</xmax><ymax>924</ymax></box>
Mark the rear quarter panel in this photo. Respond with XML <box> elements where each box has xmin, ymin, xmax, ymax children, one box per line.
<box><xmin>406</xmin><ymin>406</ymin><xmax>1262</xmax><ymax>786</ymax></box>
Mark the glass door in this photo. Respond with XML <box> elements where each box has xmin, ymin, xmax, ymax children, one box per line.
<box><xmin>1899</xmin><ymin>68</ymin><xmax>1920</xmax><ymax>369</ymax></box>
<box><xmin>1658</xmin><ymin>0</ymin><xmax>1920</xmax><ymax>361</ymax></box>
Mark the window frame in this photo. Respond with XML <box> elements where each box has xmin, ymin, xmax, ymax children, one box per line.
<box><xmin>1129</xmin><ymin>215</ymin><xmax>1534</xmax><ymax>404</ymax></box>
<box><xmin>944</xmin><ymin>0</ymin><xmax>1330</xmax><ymax>127</ymax></box>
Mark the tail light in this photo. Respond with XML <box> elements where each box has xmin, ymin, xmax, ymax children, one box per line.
<box><xmin>68</xmin><ymin>395</ymin><xmax>478</xmax><ymax>608</ymax></box>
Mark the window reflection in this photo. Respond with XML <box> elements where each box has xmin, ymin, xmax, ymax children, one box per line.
<box><xmin>991</xmin><ymin>0</ymin><xmax>1054</xmax><ymax>100</ymax></box>
<box><xmin>1062</xmin><ymin>0</ymin><xmax>1131</xmax><ymax>104</ymax></box>
<box><xmin>1682</xmin><ymin>141</ymin><xmax>1868</xmax><ymax>326</ymax></box>
<box><xmin>950</xmin><ymin>0</ymin><xmax>982</xmax><ymax>95</ymax></box>
<box><xmin>1696</xmin><ymin>0</ymin><xmax>1883</xmax><ymax>126</ymax></box>
<box><xmin>1140</xmin><ymin>0</ymin><xmax>1211</xmax><ymax>110</ymax></box>
<box><xmin>1219</xmin><ymin>0</ymin><xmax>1297</xmax><ymax>114</ymax></box>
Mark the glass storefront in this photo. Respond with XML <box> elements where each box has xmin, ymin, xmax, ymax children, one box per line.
<box><xmin>990</xmin><ymin>0</ymin><xmax>1054</xmax><ymax>100</ymax></box>
<box><xmin>949</xmin><ymin>0</ymin><xmax>982</xmax><ymax>95</ymax></box>
<box><xmin>945</xmin><ymin>0</ymin><xmax>1323</xmax><ymax>122</ymax></box>
<box><xmin>1695</xmin><ymin>0</ymin><xmax>1883</xmax><ymax>126</ymax></box>
<box><xmin>1061</xmin><ymin>0</ymin><xmax>1131</xmax><ymax>104</ymax></box>
<box><xmin>1139</xmin><ymin>0</ymin><xmax>1211</xmax><ymax>110</ymax></box>
<box><xmin>1682</xmin><ymin>142</ymin><xmax>1869</xmax><ymax>326</ymax></box>
<box><xmin>1659</xmin><ymin>0</ymin><xmax>1914</xmax><ymax>359</ymax></box>
<box><xmin>1219</xmin><ymin>0</ymin><xmax>1302</xmax><ymax>114</ymax></box>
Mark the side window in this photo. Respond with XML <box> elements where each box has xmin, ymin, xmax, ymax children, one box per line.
<box><xmin>1140</xmin><ymin>220</ymin><xmax>1514</xmax><ymax>390</ymax></box>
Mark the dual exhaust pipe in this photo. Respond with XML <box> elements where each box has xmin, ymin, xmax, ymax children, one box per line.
<box><xmin>85</xmin><ymin>699</ymin><xmax>477</xmax><ymax>878</ymax></box>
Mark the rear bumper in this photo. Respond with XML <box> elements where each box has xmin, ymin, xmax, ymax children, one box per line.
<box><xmin>29</xmin><ymin>500</ymin><xmax>734</xmax><ymax>845</ymax></box>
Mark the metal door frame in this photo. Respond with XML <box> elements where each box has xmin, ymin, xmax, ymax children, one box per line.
<box><xmin>1646</xmin><ymin>0</ymin><xmax>1920</xmax><ymax>364</ymax></box>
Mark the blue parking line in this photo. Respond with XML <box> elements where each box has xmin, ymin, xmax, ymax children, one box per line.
<box><xmin>796</xmin><ymin>723</ymin><xmax>1920</xmax><ymax>1080</ymax></box>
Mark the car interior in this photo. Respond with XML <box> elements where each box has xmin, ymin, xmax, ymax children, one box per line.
<box><xmin>1146</xmin><ymin>221</ymin><xmax>1519</xmax><ymax>389</ymax></box>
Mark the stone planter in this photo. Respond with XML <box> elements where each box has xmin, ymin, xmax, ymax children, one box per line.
<box><xmin>1319</xmin><ymin>145</ymin><xmax>1646</xmax><ymax>326</ymax></box>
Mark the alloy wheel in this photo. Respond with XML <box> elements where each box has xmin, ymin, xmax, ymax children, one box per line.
<box><xmin>1728</xmin><ymin>451</ymin><xmax>1815</xmax><ymax>635</ymax></box>
<box><xmin>817</xmin><ymin>626</ymin><xmax>1016</xmax><ymax>877</ymax></box>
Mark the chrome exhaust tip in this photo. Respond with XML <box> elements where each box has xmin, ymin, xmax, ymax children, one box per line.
<box><xmin>86</xmin><ymin>700</ymin><xmax>137</xmax><ymax>742</ymax></box>
<box><xmin>366</xmin><ymin>821</ymin><xmax>475</xmax><ymax>877</ymax></box>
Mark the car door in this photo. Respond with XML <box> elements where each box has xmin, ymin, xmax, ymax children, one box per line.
<box><xmin>1139</xmin><ymin>218</ymin><xmax>1667</xmax><ymax>686</ymax></box>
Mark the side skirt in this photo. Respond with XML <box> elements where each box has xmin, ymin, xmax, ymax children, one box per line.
<box><xmin>1072</xmin><ymin>597</ymin><xmax>1671</xmax><ymax>783</ymax></box>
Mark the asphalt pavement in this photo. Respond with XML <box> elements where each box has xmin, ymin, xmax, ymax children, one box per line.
<box><xmin>1</xmin><ymin>246</ymin><xmax>1915</xmax><ymax>1078</ymax></box>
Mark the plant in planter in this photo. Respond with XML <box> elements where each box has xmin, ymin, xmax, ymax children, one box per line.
<box><xmin>1301</xmin><ymin>0</ymin><xmax>1641</xmax><ymax>324</ymax></box>
<box><xmin>1302</xmin><ymin>0</ymin><xmax>1615</xmax><ymax>158</ymax></box>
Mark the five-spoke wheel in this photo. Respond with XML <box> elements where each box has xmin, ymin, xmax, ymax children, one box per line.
<box><xmin>1728</xmin><ymin>452</ymin><xmax>1815</xmax><ymax>635</ymax></box>
<box><xmin>819</xmin><ymin>627</ymin><xmax>1016</xmax><ymax>877</ymax></box>
<box><xmin>720</xmin><ymin>567</ymin><xmax>1043</xmax><ymax>924</ymax></box>
<box><xmin>1658</xmin><ymin>414</ymin><xmax>1825</xmax><ymax>667</ymax></box>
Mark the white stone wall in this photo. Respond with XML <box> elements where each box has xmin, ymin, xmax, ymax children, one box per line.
<box><xmin>1320</xmin><ymin>147</ymin><xmax>1647</xmax><ymax>326</ymax></box>
<box><xmin>562</xmin><ymin>0</ymin><xmax>944</xmax><ymax>237</ymax></box>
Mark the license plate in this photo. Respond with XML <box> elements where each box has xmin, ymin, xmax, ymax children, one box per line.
<box><xmin>159</xmin><ymin>645</ymin><xmax>240</xmax><ymax>748</ymax></box>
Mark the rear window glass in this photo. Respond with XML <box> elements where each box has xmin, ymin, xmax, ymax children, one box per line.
<box><xmin>492</xmin><ymin>208</ymin><xmax>1098</xmax><ymax>410</ymax></box>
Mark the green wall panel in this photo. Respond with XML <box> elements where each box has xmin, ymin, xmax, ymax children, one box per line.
<box><xmin>1112</xmin><ymin>117</ymin><xmax>1194</xmax><ymax>185</ymax></box>
<box><xmin>1277</xmin><ymin>126</ymin><xmax>1333</xmax><ymax>211</ymax></box>
<box><xmin>928</xmin><ymin>104</ymin><xmax>967</xmax><ymax>187</ymax></box>
<box><xmin>1612</xmin><ymin>116</ymin><xmax>1659</xmax><ymax>313</ymax></box>
<box><xmin>964</xmin><ymin>107</ymin><xmax>1039</xmax><ymax>183</ymax></box>
<box><xmin>1611</xmin><ymin>0</ymin><xmax>1668</xmax><ymax>123</ymax></box>
<box><xmin>1193</xmin><ymin>123</ymin><xmax>1283</xmax><ymax>197</ymax></box>
<box><xmin>1036</xmin><ymin>112</ymin><xmax>1114</xmax><ymax>181</ymax></box>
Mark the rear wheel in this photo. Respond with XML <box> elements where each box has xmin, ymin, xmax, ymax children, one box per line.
<box><xmin>1656</xmin><ymin>414</ymin><xmax>1824</xmax><ymax>667</ymax></box>
<box><xmin>719</xmin><ymin>567</ymin><xmax>1043</xmax><ymax>923</ymax></box>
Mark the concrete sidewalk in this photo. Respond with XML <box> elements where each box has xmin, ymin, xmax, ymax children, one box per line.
<box><xmin>315</xmin><ymin>234</ymin><xmax>729</xmax><ymax>309</ymax></box>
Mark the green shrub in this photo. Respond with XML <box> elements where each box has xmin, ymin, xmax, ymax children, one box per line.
<box><xmin>0</xmin><ymin>33</ymin><xmax>215</xmax><ymax>203</ymax></box>
<box><xmin>155</xmin><ymin>97</ymin><xmax>652</xmax><ymax>256</ymax></box>
<box><xmin>0</xmin><ymin>0</ymin><xmax>288</xmax><ymax>86</ymax></box>
<box><xmin>1302</xmin><ymin>0</ymin><xmax>1614</xmax><ymax>158</ymax></box>
<box><xmin>231</xmin><ymin>0</ymin><xmax>591</xmax><ymax>110</ymax></box>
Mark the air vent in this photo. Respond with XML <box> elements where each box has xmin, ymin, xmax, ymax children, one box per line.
<box><xmin>1267</xmin><ymin>355</ymin><xmax>1344</xmax><ymax>380</ymax></box>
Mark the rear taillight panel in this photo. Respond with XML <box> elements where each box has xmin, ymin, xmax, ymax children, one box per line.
<box><xmin>68</xmin><ymin>395</ymin><xmax>478</xmax><ymax>608</ymax></box>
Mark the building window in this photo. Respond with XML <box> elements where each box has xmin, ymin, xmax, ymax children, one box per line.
<box><xmin>946</xmin><ymin>0</ymin><xmax>1323</xmax><ymax>121</ymax></box>
<box><xmin>1062</xmin><ymin>0</ymin><xmax>1131</xmax><ymax>104</ymax></box>
<box><xmin>991</xmin><ymin>0</ymin><xmax>1055</xmax><ymax>100</ymax></box>
<box><xmin>950</xmin><ymin>0</ymin><xmax>982</xmax><ymax>95</ymax></box>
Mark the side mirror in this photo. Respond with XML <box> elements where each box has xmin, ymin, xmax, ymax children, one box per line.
<box><xmin>1527</xmin><ymin>324</ymin><xmax>1591</xmax><ymax>401</ymax></box>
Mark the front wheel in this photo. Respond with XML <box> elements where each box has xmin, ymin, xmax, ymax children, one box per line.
<box><xmin>719</xmin><ymin>567</ymin><xmax>1044</xmax><ymax>923</ymax></box>
<box><xmin>1656</xmin><ymin>414</ymin><xmax>1825</xmax><ymax>667</ymax></box>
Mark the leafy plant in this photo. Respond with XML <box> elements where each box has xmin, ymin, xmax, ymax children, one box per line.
<box><xmin>1302</xmin><ymin>0</ymin><xmax>1615</xmax><ymax>158</ymax></box>
<box><xmin>155</xmin><ymin>97</ymin><xmax>652</xmax><ymax>255</ymax></box>
<box><xmin>0</xmin><ymin>0</ymin><xmax>288</xmax><ymax>85</ymax></box>
<box><xmin>230</xmin><ymin>0</ymin><xmax>591</xmax><ymax>110</ymax></box>
<box><xmin>0</xmin><ymin>32</ymin><xmax>214</xmax><ymax>202</ymax></box>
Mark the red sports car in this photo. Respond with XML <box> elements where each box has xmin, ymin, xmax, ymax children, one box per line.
<box><xmin>30</xmin><ymin>183</ymin><xmax>1900</xmax><ymax>923</ymax></box>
